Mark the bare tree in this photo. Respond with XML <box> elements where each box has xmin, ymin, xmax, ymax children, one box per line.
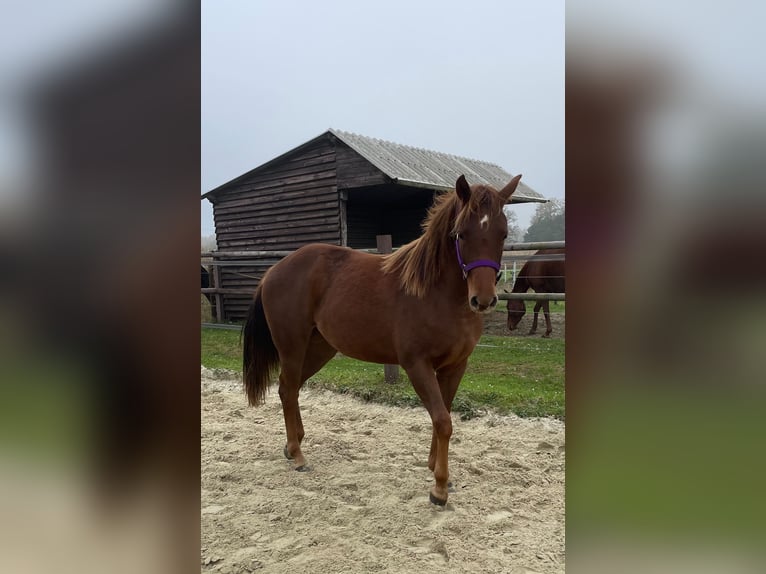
<box><xmin>503</xmin><ymin>207</ymin><xmax>525</xmax><ymax>243</ymax></box>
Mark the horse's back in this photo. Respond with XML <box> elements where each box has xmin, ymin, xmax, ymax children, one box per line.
<box><xmin>524</xmin><ymin>249</ymin><xmax>565</xmax><ymax>292</ymax></box>
<box><xmin>263</xmin><ymin>243</ymin><xmax>377</xmax><ymax>287</ymax></box>
<box><xmin>261</xmin><ymin>244</ymin><xmax>361</xmax><ymax>302</ymax></box>
<box><xmin>259</xmin><ymin>243</ymin><xmax>402</xmax><ymax>363</ymax></box>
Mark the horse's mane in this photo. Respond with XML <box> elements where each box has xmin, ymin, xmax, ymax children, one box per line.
<box><xmin>381</xmin><ymin>185</ymin><xmax>506</xmax><ymax>298</ymax></box>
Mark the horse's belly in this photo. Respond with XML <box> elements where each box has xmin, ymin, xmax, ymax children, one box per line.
<box><xmin>315</xmin><ymin>319</ymin><xmax>398</xmax><ymax>365</ymax></box>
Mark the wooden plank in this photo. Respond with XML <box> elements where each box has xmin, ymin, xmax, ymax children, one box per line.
<box><xmin>218</xmin><ymin>146</ymin><xmax>336</xmax><ymax>190</ymax></box>
<box><xmin>216</xmin><ymin>218</ymin><xmax>331</xmax><ymax>237</ymax></box>
<box><xmin>339</xmin><ymin>189</ymin><xmax>347</xmax><ymax>247</ymax></box>
<box><xmin>218</xmin><ymin>231</ymin><xmax>339</xmax><ymax>247</ymax></box>
<box><xmin>211</xmin><ymin>261</ymin><xmax>223</xmax><ymax>322</ymax></box>
<box><xmin>228</xmin><ymin>158</ymin><xmax>336</xmax><ymax>187</ymax></box>
<box><xmin>217</xmin><ymin>216</ymin><xmax>341</xmax><ymax>237</ymax></box>
<box><xmin>217</xmin><ymin>234</ymin><xmax>341</xmax><ymax>251</ymax></box>
<box><xmin>226</xmin><ymin>167</ymin><xmax>337</xmax><ymax>194</ymax></box>
<box><xmin>503</xmin><ymin>253</ymin><xmax>565</xmax><ymax>262</ymax></box>
<box><xmin>215</xmin><ymin>206</ymin><xmax>339</xmax><ymax>225</ymax></box>
<box><xmin>214</xmin><ymin>199</ymin><xmax>340</xmax><ymax>219</ymax></box>
<box><xmin>213</xmin><ymin>191</ymin><xmax>339</xmax><ymax>215</ymax></box>
<box><xmin>504</xmin><ymin>240</ymin><xmax>565</xmax><ymax>251</ymax></box>
<box><xmin>215</xmin><ymin>182</ymin><xmax>338</xmax><ymax>210</ymax></box>
<box><xmin>218</xmin><ymin>222</ymin><xmax>342</xmax><ymax>242</ymax></box>
<box><xmin>376</xmin><ymin>234</ymin><xmax>399</xmax><ymax>384</ymax></box>
<box><xmin>203</xmin><ymin>250</ymin><xmax>292</xmax><ymax>258</ymax></box>
<box><xmin>497</xmin><ymin>293</ymin><xmax>565</xmax><ymax>301</ymax></box>
<box><xmin>213</xmin><ymin>186</ymin><xmax>339</xmax><ymax>212</ymax></box>
<box><xmin>335</xmin><ymin>142</ymin><xmax>389</xmax><ymax>188</ymax></box>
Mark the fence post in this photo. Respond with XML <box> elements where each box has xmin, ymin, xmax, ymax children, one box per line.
<box><xmin>376</xmin><ymin>235</ymin><xmax>400</xmax><ymax>384</ymax></box>
<box><xmin>212</xmin><ymin>259</ymin><xmax>223</xmax><ymax>323</ymax></box>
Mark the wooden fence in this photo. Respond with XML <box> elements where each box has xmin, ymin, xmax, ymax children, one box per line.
<box><xmin>201</xmin><ymin>239</ymin><xmax>565</xmax><ymax>322</ymax></box>
<box><xmin>201</xmin><ymin>236</ymin><xmax>565</xmax><ymax>322</ymax></box>
<box><xmin>202</xmin><ymin>238</ymin><xmax>564</xmax><ymax>384</ymax></box>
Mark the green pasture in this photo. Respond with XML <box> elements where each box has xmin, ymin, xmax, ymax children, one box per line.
<box><xmin>201</xmin><ymin>327</ymin><xmax>564</xmax><ymax>419</ymax></box>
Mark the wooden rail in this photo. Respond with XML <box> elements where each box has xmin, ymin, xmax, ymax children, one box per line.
<box><xmin>498</xmin><ymin>293</ymin><xmax>565</xmax><ymax>301</ymax></box>
<box><xmin>202</xmin><ymin>239</ymin><xmax>566</xmax><ymax>322</ymax></box>
<box><xmin>201</xmin><ymin>241</ymin><xmax>564</xmax><ymax>260</ymax></box>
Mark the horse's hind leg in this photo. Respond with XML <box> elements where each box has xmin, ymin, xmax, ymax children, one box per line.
<box><xmin>295</xmin><ymin>330</ymin><xmax>337</xmax><ymax>446</ymax></box>
<box><xmin>279</xmin><ymin>330</ymin><xmax>337</xmax><ymax>471</ymax></box>
<box><xmin>542</xmin><ymin>301</ymin><xmax>552</xmax><ymax>338</ymax></box>
<box><xmin>528</xmin><ymin>301</ymin><xmax>542</xmax><ymax>335</ymax></box>
<box><xmin>278</xmin><ymin>365</ymin><xmax>308</xmax><ymax>470</ymax></box>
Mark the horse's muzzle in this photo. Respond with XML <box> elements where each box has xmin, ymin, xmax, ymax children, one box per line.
<box><xmin>469</xmin><ymin>295</ymin><xmax>498</xmax><ymax>314</ymax></box>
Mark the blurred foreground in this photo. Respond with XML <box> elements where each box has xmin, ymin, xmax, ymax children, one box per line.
<box><xmin>566</xmin><ymin>1</ymin><xmax>766</xmax><ymax>572</ymax></box>
<box><xmin>0</xmin><ymin>2</ymin><xmax>199</xmax><ymax>573</ymax></box>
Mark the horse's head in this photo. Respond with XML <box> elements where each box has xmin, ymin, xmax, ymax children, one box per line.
<box><xmin>454</xmin><ymin>174</ymin><xmax>521</xmax><ymax>313</ymax></box>
<box><xmin>506</xmin><ymin>299</ymin><xmax>526</xmax><ymax>330</ymax></box>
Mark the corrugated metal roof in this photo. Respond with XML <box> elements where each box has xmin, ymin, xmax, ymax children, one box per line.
<box><xmin>329</xmin><ymin>128</ymin><xmax>545</xmax><ymax>203</ymax></box>
<box><xmin>203</xmin><ymin>128</ymin><xmax>547</xmax><ymax>203</ymax></box>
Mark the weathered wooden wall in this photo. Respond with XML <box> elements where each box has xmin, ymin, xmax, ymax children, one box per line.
<box><xmin>335</xmin><ymin>140</ymin><xmax>388</xmax><ymax>188</ymax></box>
<box><xmin>210</xmin><ymin>136</ymin><xmax>342</xmax><ymax>320</ymax></box>
<box><xmin>212</xmin><ymin>136</ymin><xmax>340</xmax><ymax>251</ymax></box>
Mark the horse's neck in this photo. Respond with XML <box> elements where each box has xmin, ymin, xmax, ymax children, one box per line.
<box><xmin>512</xmin><ymin>274</ymin><xmax>530</xmax><ymax>293</ymax></box>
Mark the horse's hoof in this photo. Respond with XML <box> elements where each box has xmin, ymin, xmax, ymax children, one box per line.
<box><xmin>429</xmin><ymin>492</ymin><xmax>447</xmax><ymax>506</ymax></box>
<box><xmin>283</xmin><ymin>446</ymin><xmax>293</xmax><ymax>460</ymax></box>
<box><xmin>295</xmin><ymin>465</ymin><xmax>311</xmax><ymax>472</ymax></box>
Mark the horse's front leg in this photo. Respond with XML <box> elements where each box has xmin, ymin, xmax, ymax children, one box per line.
<box><xmin>427</xmin><ymin>361</ymin><xmax>468</xmax><ymax>472</ymax></box>
<box><xmin>405</xmin><ymin>361</ymin><xmax>454</xmax><ymax>506</ymax></box>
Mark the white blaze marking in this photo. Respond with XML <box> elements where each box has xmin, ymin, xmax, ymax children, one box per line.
<box><xmin>479</xmin><ymin>214</ymin><xmax>489</xmax><ymax>229</ymax></box>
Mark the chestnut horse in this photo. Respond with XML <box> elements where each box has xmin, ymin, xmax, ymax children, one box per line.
<box><xmin>242</xmin><ymin>174</ymin><xmax>521</xmax><ymax>505</ymax></box>
<box><xmin>506</xmin><ymin>249</ymin><xmax>565</xmax><ymax>337</ymax></box>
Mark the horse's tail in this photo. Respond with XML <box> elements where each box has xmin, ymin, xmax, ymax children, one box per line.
<box><xmin>242</xmin><ymin>286</ymin><xmax>280</xmax><ymax>406</ymax></box>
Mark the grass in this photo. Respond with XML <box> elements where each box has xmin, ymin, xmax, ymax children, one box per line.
<box><xmin>201</xmin><ymin>327</ymin><xmax>564</xmax><ymax>419</ymax></box>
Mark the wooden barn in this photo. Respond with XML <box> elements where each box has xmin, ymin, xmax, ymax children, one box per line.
<box><xmin>202</xmin><ymin>128</ymin><xmax>545</xmax><ymax>322</ymax></box>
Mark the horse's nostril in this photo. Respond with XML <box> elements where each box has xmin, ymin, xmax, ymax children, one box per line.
<box><xmin>470</xmin><ymin>296</ymin><xmax>479</xmax><ymax>308</ymax></box>
<box><xmin>490</xmin><ymin>296</ymin><xmax>498</xmax><ymax>308</ymax></box>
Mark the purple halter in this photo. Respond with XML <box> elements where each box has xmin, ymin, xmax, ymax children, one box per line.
<box><xmin>454</xmin><ymin>236</ymin><xmax>501</xmax><ymax>281</ymax></box>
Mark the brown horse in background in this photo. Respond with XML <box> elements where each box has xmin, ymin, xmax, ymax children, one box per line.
<box><xmin>242</xmin><ymin>174</ymin><xmax>522</xmax><ymax>506</ymax></box>
<box><xmin>506</xmin><ymin>249</ymin><xmax>565</xmax><ymax>337</ymax></box>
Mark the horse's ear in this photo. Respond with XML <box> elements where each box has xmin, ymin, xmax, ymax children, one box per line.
<box><xmin>455</xmin><ymin>174</ymin><xmax>471</xmax><ymax>204</ymax></box>
<box><xmin>499</xmin><ymin>174</ymin><xmax>522</xmax><ymax>202</ymax></box>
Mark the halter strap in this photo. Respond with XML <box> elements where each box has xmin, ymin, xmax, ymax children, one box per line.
<box><xmin>454</xmin><ymin>236</ymin><xmax>501</xmax><ymax>280</ymax></box>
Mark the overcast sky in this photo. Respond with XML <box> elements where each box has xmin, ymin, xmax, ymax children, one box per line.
<box><xmin>201</xmin><ymin>1</ymin><xmax>564</xmax><ymax>236</ymax></box>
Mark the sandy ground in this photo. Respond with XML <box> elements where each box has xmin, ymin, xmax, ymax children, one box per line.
<box><xmin>201</xmin><ymin>368</ymin><xmax>564</xmax><ymax>574</ymax></box>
